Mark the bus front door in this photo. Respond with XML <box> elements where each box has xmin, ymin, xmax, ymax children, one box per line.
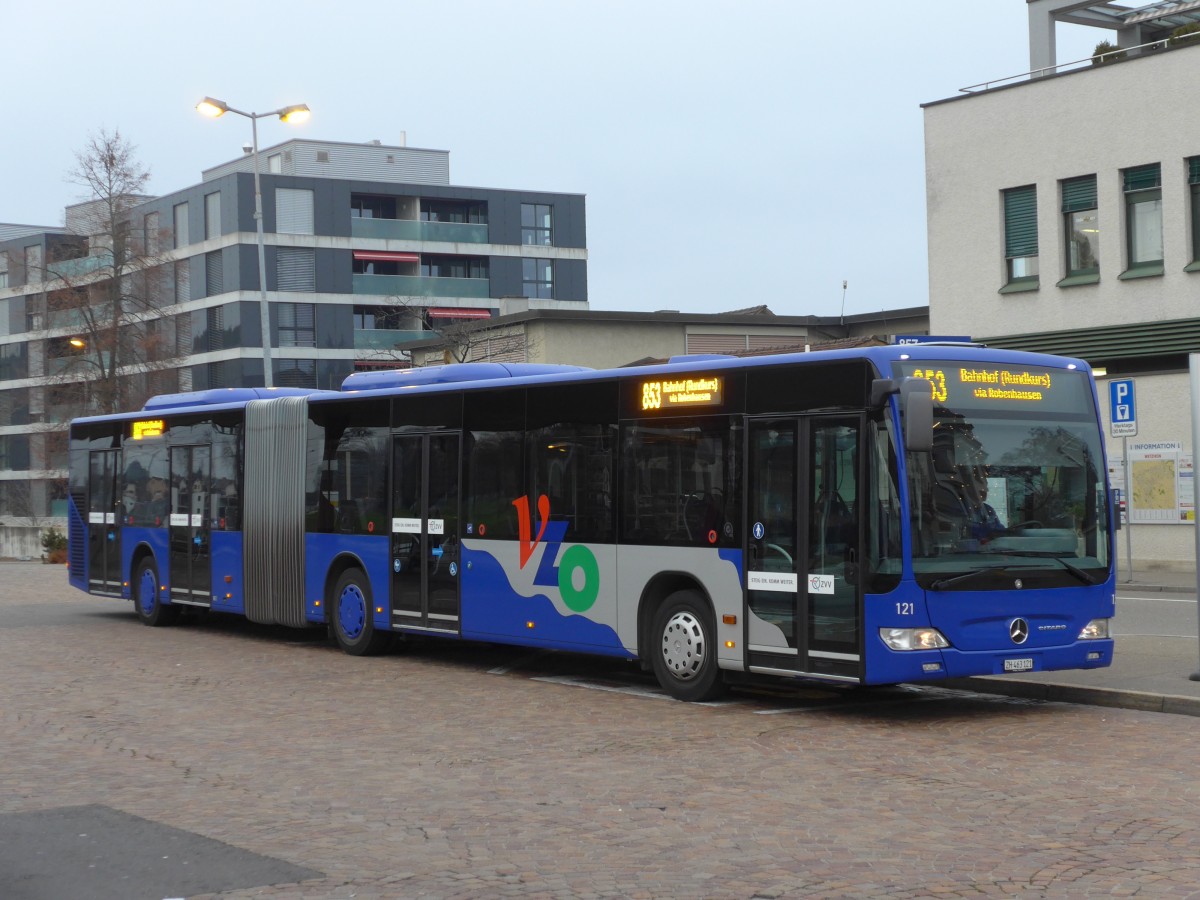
<box><xmin>168</xmin><ymin>445</ymin><xmax>212</xmax><ymax>606</ymax></box>
<box><xmin>87</xmin><ymin>449</ymin><xmax>122</xmax><ymax>596</ymax></box>
<box><xmin>745</xmin><ymin>415</ymin><xmax>863</xmax><ymax>682</ymax></box>
<box><xmin>390</xmin><ymin>433</ymin><xmax>461</xmax><ymax>633</ymax></box>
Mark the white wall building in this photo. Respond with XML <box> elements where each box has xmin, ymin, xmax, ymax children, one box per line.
<box><xmin>924</xmin><ymin>0</ymin><xmax>1200</xmax><ymax>570</ymax></box>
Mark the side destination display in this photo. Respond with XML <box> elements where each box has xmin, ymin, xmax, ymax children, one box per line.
<box><xmin>893</xmin><ymin>361</ymin><xmax>1089</xmax><ymax>413</ymax></box>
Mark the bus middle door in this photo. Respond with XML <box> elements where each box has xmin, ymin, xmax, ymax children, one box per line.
<box><xmin>390</xmin><ymin>432</ymin><xmax>461</xmax><ymax>633</ymax></box>
<box><xmin>745</xmin><ymin>415</ymin><xmax>863</xmax><ymax>682</ymax></box>
<box><xmin>87</xmin><ymin>448</ymin><xmax>122</xmax><ymax>596</ymax></box>
<box><xmin>169</xmin><ymin>445</ymin><xmax>212</xmax><ymax>606</ymax></box>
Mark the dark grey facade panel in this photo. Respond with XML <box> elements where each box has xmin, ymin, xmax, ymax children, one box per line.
<box><xmin>316</xmin><ymin>303</ymin><xmax>352</xmax><ymax>350</ymax></box>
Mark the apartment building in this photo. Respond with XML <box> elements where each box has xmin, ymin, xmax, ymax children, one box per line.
<box><xmin>923</xmin><ymin>0</ymin><xmax>1200</xmax><ymax>567</ymax></box>
<box><xmin>0</xmin><ymin>139</ymin><xmax>588</xmax><ymax>520</ymax></box>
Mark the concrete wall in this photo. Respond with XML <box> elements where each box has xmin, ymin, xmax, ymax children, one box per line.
<box><xmin>0</xmin><ymin>525</ymin><xmax>56</xmax><ymax>560</ymax></box>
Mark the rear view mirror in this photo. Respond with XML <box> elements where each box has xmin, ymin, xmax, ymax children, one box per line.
<box><xmin>900</xmin><ymin>377</ymin><xmax>933</xmax><ymax>453</ymax></box>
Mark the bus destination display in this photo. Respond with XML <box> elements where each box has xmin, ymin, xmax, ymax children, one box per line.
<box><xmin>640</xmin><ymin>375</ymin><xmax>723</xmax><ymax>411</ymax></box>
<box><xmin>894</xmin><ymin>361</ymin><xmax>1086</xmax><ymax>413</ymax></box>
<box><xmin>130</xmin><ymin>419</ymin><xmax>165</xmax><ymax>440</ymax></box>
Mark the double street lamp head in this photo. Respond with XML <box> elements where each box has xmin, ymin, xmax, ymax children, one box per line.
<box><xmin>195</xmin><ymin>97</ymin><xmax>311</xmax><ymax>125</ymax></box>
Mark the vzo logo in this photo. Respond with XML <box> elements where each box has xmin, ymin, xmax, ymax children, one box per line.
<box><xmin>512</xmin><ymin>494</ymin><xmax>600</xmax><ymax>612</ymax></box>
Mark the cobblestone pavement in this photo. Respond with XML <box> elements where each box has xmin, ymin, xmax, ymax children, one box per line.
<box><xmin>5</xmin><ymin>562</ymin><xmax>1200</xmax><ymax>898</ymax></box>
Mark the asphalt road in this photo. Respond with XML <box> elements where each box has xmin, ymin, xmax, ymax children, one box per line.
<box><xmin>1114</xmin><ymin>587</ymin><xmax>1199</xmax><ymax>638</ymax></box>
<box><xmin>5</xmin><ymin>562</ymin><xmax>1200</xmax><ymax>898</ymax></box>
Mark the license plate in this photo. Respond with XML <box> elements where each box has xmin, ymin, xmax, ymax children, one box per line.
<box><xmin>1004</xmin><ymin>658</ymin><xmax>1034</xmax><ymax>672</ymax></box>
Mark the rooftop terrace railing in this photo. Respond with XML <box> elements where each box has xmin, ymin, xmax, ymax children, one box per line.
<box><xmin>959</xmin><ymin>34</ymin><xmax>1192</xmax><ymax>93</ymax></box>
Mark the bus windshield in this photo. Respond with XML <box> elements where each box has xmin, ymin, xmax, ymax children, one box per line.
<box><xmin>899</xmin><ymin>363</ymin><xmax>1110</xmax><ymax>590</ymax></box>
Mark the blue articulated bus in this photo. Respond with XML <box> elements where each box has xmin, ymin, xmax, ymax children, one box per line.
<box><xmin>67</xmin><ymin>344</ymin><xmax>1115</xmax><ymax>701</ymax></box>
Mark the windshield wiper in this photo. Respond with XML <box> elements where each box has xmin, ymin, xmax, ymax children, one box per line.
<box><xmin>930</xmin><ymin>565</ymin><xmax>1015</xmax><ymax>591</ymax></box>
<box><xmin>985</xmin><ymin>549</ymin><xmax>1101</xmax><ymax>586</ymax></box>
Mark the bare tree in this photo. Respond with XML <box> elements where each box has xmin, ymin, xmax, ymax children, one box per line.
<box><xmin>39</xmin><ymin>128</ymin><xmax>174</xmax><ymax>415</ymax></box>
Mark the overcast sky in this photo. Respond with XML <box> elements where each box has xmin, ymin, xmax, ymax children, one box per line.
<box><xmin>5</xmin><ymin>0</ymin><xmax>1107</xmax><ymax>318</ymax></box>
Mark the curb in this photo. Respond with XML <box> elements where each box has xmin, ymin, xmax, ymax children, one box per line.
<box><xmin>943</xmin><ymin>677</ymin><xmax>1200</xmax><ymax>718</ymax></box>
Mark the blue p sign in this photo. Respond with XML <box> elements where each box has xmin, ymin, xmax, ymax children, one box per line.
<box><xmin>1109</xmin><ymin>379</ymin><xmax>1137</xmax><ymax>436</ymax></box>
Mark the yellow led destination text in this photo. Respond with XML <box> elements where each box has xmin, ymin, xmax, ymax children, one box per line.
<box><xmin>958</xmin><ymin>367</ymin><xmax>1052</xmax><ymax>402</ymax></box>
<box><xmin>641</xmin><ymin>376</ymin><xmax>723</xmax><ymax>410</ymax></box>
<box><xmin>131</xmin><ymin>419</ymin><xmax>165</xmax><ymax>440</ymax></box>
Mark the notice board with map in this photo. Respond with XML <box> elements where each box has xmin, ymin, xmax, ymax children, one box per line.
<box><xmin>1125</xmin><ymin>441</ymin><xmax>1194</xmax><ymax>524</ymax></box>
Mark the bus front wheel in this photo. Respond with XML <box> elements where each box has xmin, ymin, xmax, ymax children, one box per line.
<box><xmin>134</xmin><ymin>557</ymin><xmax>178</xmax><ymax>627</ymax></box>
<box><xmin>331</xmin><ymin>568</ymin><xmax>390</xmax><ymax>656</ymax></box>
<box><xmin>650</xmin><ymin>590</ymin><xmax>726</xmax><ymax>702</ymax></box>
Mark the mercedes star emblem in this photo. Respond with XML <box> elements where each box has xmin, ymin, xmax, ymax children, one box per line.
<box><xmin>1010</xmin><ymin>618</ymin><xmax>1029</xmax><ymax>645</ymax></box>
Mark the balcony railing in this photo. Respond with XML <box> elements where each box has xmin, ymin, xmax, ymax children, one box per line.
<box><xmin>351</xmin><ymin>218</ymin><xmax>488</xmax><ymax>244</ymax></box>
<box><xmin>353</xmin><ymin>328</ymin><xmax>431</xmax><ymax>351</ymax></box>
<box><xmin>47</xmin><ymin>253</ymin><xmax>112</xmax><ymax>280</ymax></box>
<box><xmin>352</xmin><ymin>274</ymin><xmax>490</xmax><ymax>299</ymax></box>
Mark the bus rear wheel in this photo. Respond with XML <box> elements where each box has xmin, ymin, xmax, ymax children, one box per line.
<box><xmin>134</xmin><ymin>557</ymin><xmax>178</xmax><ymax>627</ymax></box>
<box><xmin>650</xmin><ymin>590</ymin><xmax>726</xmax><ymax>702</ymax></box>
<box><xmin>331</xmin><ymin>568</ymin><xmax>390</xmax><ymax>656</ymax></box>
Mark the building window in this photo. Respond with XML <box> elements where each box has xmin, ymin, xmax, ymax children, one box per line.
<box><xmin>276</xmin><ymin>248</ymin><xmax>316</xmax><ymax>291</ymax></box>
<box><xmin>276</xmin><ymin>358</ymin><xmax>316</xmax><ymax>388</ymax></box>
<box><xmin>1121</xmin><ymin>163</ymin><xmax>1163</xmax><ymax>279</ymax></box>
<box><xmin>1001</xmin><ymin>186</ymin><xmax>1038</xmax><ymax>292</ymax></box>
<box><xmin>422</xmin><ymin>255</ymin><xmax>488</xmax><ymax>279</ymax></box>
<box><xmin>207</xmin><ymin>305</ymin><xmax>225</xmax><ymax>352</ymax></box>
<box><xmin>278</xmin><ymin>303</ymin><xmax>316</xmax><ymax>347</ymax></box>
<box><xmin>24</xmin><ymin>245</ymin><xmax>43</xmax><ymax>285</ymax></box>
<box><xmin>204</xmin><ymin>192</ymin><xmax>221</xmax><ymax>240</ymax></box>
<box><xmin>1188</xmin><ymin>157</ymin><xmax>1200</xmax><ymax>270</ymax></box>
<box><xmin>276</xmin><ymin>188</ymin><xmax>315</xmax><ymax>235</ymax></box>
<box><xmin>521</xmin><ymin>203</ymin><xmax>553</xmax><ymax>245</ymax></box>
<box><xmin>173</xmin><ymin>202</ymin><xmax>189</xmax><ymax>248</ymax></box>
<box><xmin>0</xmin><ymin>254</ymin><xmax>7</xmax><ymax>289</ymax></box>
<box><xmin>268</xmin><ymin>153</ymin><xmax>283</xmax><ymax>174</ymax></box>
<box><xmin>144</xmin><ymin>212</ymin><xmax>160</xmax><ymax>256</ymax></box>
<box><xmin>174</xmin><ymin>260</ymin><xmax>191</xmax><ymax>304</ymax></box>
<box><xmin>205</xmin><ymin>251</ymin><xmax>223</xmax><ymax>296</ymax></box>
<box><xmin>522</xmin><ymin>258</ymin><xmax>554</xmax><ymax>299</ymax></box>
<box><xmin>350</xmin><ymin>194</ymin><xmax>397</xmax><ymax>219</ymax></box>
<box><xmin>1060</xmin><ymin>175</ymin><xmax>1099</xmax><ymax>285</ymax></box>
<box><xmin>422</xmin><ymin>199</ymin><xmax>487</xmax><ymax>224</ymax></box>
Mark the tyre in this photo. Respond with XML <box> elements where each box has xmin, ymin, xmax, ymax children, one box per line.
<box><xmin>650</xmin><ymin>589</ymin><xmax>726</xmax><ymax>702</ymax></box>
<box><xmin>331</xmin><ymin>568</ymin><xmax>390</xmax><ymax>656</ymax></box>
<box><xmin>133</xmin><ymin>557</ymin><xmax>179</xmax><ymax>627</ymax></box>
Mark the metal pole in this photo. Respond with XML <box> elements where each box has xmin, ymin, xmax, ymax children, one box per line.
<box><xmin>1189</xmin><ymin>354</ymin><xmax>1200</xmax><ymax>679</ymax></box>
<box><xmin>1124</xmin><ymin>434</ymin><xmax>1132</xmax><ymax>584</ymax></box>
<box><xmin>250</xmin><ymin>113</ymin><xmax>273</xmax><ymax>388</ymax></box>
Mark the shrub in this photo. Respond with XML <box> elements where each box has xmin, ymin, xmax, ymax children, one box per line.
<box><xmin>1169</xmin><ymin>23</ymin><xmax>1200</xmax><ymax>46</ymax></box>
<box><xmin>1091</xmin><ymin>40</ymin><xmax>1126</xmax><ymax>64</ymax></box>
<box><xmin>42</xmin><ymin>526</ymin><xmax>68</xmax><ymax>564</ymax></box>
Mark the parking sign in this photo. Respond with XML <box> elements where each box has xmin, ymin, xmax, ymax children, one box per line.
<box><xmin>1109</xmin><ymin>379</ymin><xmax>1137</xmax><ymax>437</ymax></box>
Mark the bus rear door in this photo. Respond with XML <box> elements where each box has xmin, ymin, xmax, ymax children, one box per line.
<box><xmin>745</xmin><ymin>415</ymin><xmax>863</xmax><ymax>682</ymax></box>
<box><xmin>87</xmin><ymin>449</ymin><xmax>122</xmax><ymax>595</ymax></box>
<box><xmin>390</xmin><ymin>433</ymin><xmax>461</xmax><ymax>633</ymax></box>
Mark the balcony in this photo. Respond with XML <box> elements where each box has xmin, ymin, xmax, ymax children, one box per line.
<box><xmin>353</xmin><ymin>328</ymin><xmax>432</xmax><ymax>352</ymax></box>
<box><xmin>352</xmin><ymin>274</ymin><xmax>490</xmax><ymax>299</ymax></box>
<box><xmin>351</xmin><ymin>218</ymin><xmax>488</xmax><ymax>244</ymax></box>
<box><xmin>48</xmin><ymin>252</ymin><xmax>112</xmax><ymax>280</ymax></box>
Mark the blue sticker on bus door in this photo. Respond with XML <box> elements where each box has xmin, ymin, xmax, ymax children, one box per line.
<box><xmin>752</xmin><ymin>522</ymin><xmax>765</xmax><ymax>540</ymax></box>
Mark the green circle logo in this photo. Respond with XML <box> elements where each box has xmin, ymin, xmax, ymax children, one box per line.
<box><xmin>557</xmin><ymin>545</ymin><xmax>600</xmax><ymax>612</ymax></box>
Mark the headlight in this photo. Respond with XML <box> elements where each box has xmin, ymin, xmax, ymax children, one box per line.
<box><xmin>1078</xmin><ymin>618</ymin><xmax>1110</xmax><ymax>640</ymax></box>
<box><xmin>879</xmin><ymin>627</ymin><xmax>950</xmax><ymax>651</ymax></box>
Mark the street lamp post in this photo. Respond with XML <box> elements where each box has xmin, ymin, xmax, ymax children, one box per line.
<box><xmin>196</xmin><ymin>97</ymin><xmax>310</xmax><ymax>388</ymax></box>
